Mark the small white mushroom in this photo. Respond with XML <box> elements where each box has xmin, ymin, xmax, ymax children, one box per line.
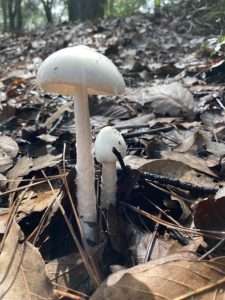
<box><xmin>37</xmin><ymin>46</ymin><xmax>125</xmax><ymax>242</ymax></box>
<box><xmin>95</xmin><ymin>126</ymin><xmax>127</xmax><ymax>208</ymax></box>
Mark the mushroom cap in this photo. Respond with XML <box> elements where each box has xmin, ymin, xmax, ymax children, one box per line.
<box><xmin>95</xmin><ymin>126</ymin><xmax>127</xmax><ymax>163</ymax></box>
<box><xmin>37</xmin><ymin>45</ymin><xmax>125</xmax><ymax>96</ymax></box>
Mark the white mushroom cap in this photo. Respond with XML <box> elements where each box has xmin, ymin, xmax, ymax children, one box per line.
<box><xmin>95</xmin><ymin>126</ymin><xmax>127</xmax><ymax>163</ymax></box>
<box><xmin>37</xmin><ymin>45</ymin><xmax>125</xmax><ymax>96</ymax></box>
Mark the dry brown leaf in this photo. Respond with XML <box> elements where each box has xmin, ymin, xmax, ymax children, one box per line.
<box><xmin>194</xmin><ymin>190</ymin><xmax>225</xmax><ymax>234</ymax></box>
<box><xmin>16</xmin><ymin>185</ymin><xmax>61</xmax><ymax>221</ymax></box>
<box><xmin>0</xmin><ymin>221</ymin><xmax>55</xmax><ymax>299</ymax></box>
<box><xmin>91</xmin><ymin>254</ymin><xmax>225</xmax><ymax>300</ymax></box>
<box><xmin>162</xmin><ymin>151</ymin><xmax>217</xmax><ymax>177</ymax></box>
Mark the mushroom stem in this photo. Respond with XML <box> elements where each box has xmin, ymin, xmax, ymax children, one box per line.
<box><xmin>101</xmin><ymin>162</ymin><xmax>117</xmax><ymax>208</ymax></box>
<box><xmin>74</xmin><ymin>87</ymin><xmax>97</xmax><ymax>240</ymax></box>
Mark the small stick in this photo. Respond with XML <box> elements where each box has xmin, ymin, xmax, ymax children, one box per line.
<box><xmin>143</xmin><ymin>195</ymin><xmax>191</xmax><ymax>243</ymax></box>
<box><xmin>144</xmin><ymin>213</ymin><xmax>161</xmax><ymax>262</ymax></box>
<box><xmin>121</xmin><ymin>202</ymin><xmax>225</xmax><ymax>240</ymax></box>
<box><xmin>115</xmin><ymin>124</ymin><xmax>150</xmax><ymax>130</ymax></box>
<box><xmin>143</xmin><ymin>172</ymin><xmax>218</xmax><ymax>196</ymax></box>
<box><xmin>54</xmin><ymin>289</ymin><xmax>87</xmax><ymax>300</ymax></box>
<box><xmin>123</xmin><ymin>126</ymin><xmax>173</xmax><ymax>138</ymax></box>
<box><xmin>199</xmin><ymin>237</ymin><xmax>225</xmax><ymax>260</ymax></box>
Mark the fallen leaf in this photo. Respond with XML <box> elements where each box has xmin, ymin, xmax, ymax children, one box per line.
<box><xmin>32</xmin><ymin>154</ymin><xmax>62</xmax><ymax>171</ymax></box>
<box><xmin>0</xmin><ymin>221</ymin><xmax>54</xmax><ymax>299</ymax></box>
<box><xmin>194</xmin><ymin>191</ymin><xmax>225</xmax><ymax>234</ymax></box>
<box><xmin>0</xmin><ymin>136</ymin><xmax>19</xmax><ymax>158</ymax></box>
<box><xmin>16</xmin><ymin>185</ymin><xmax>61</xmax><ymax>221</ymax></box>
<box><xmin>91</xmin><ymin>254</ymin><xmax>225</xmax><ymax>300</ymax></box>
<box><xmin>162</xmin><ymin>151</ymin><xmax>217</xmax><ymax>177</ymax></box>
<box><xmin>128</xmin><ymin>82</ymin><xmax>194</xmax><ymax>117</ymax></box>
<box><xmin>0</xmin><ymin>151</ymin><xmax>13</xmax><ymax>173</ymax></box>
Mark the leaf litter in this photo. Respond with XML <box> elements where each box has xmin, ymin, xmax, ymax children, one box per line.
<box><xmin>1</xmin><ymin>10</ymin><xmax>225</xmax><ymax>300</ymax></box>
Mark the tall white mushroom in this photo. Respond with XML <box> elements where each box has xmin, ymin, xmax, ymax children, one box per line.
<box><xmin>95</xmin><ymin>126</ymin><xmax>127</xmax><ymax>208</ymax></box>
<box><xmin>37</xmin><ymin>46</ymin><xmax>125</xmax><ymax>243</ymax></box>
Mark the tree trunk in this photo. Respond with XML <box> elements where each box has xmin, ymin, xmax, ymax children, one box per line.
<box><xmin>8</xmin><ymin>0</ymin><xmax>16</xmax><ymax>31</ymax></box>
<box><xmin>1</xmin><ymin>0</ymin><xmax>8</xmax><ymax>31</ymax></box>
<box><xmin>67</xmin><ymin>0</ymin><xmax>106</xmax><ymax>21</ymax></box>
<box><xmin>154</xmin><ymin>0</ymin><xmax>161</xmax><ymax>17</ymax></box>
<box><xmin>108</xmin><ymin>0</ymin><xmax>114</xmax><ymax>15</ymax></box>
<box><xmin>15</xmin><ymin>0</ymin><xmax>23</xmax><ymax>32</ymax></box>
<box><xmin>41</xmin><ymin>0</ymin><xmax>54</xmax><ymax>24</ymax></box>
<box><xmin>67</xmin><ymin>0</ymin><xmax>81</xmax><ymax>21</ymax></box>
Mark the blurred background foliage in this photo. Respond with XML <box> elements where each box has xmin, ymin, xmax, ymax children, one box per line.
<box><xmin>0</xmin><ymin>0</ymin><xmax>225</xmax><ymax>34</ymax></box>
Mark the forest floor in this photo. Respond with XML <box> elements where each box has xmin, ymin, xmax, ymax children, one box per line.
<box><xmin>1</xmin><ymin>12</ymin><xmax>225</xmax><ymax>300</ymax></box>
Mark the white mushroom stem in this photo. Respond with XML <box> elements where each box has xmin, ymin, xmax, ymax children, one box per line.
<box><xmin>101</xmin><ymin>162</ymin><xmax>117</xmax><ymax>208</ymax></box>
<box><xmin>74</xmin><ymin>87</ymin><xmax>97</xmax><ymax>236</ymax></box>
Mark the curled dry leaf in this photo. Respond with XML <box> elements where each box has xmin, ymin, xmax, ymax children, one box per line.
<box><xmin>0</xmin><ymin>150</ymin><xmax>13</xmax><ymax>173</ymax></box>
<box><xmin>0</xmin><ymin>221</ymin><xmax>55</xmax><ymax>300</ymax></box>
<box><xmin>91</xmin><ymin>254</ymin><xmax>225</xmax><ymax>300</ymax></box>
<box><xmin>0</xmin><ymin>136</ymin><xmax>19</xmax><ymax>158</ymax></box>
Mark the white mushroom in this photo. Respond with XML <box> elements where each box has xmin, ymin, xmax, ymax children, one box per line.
<box><xmin>37</xmin><ymin>46</ymin><xmax>125</xmax><ymax>242</ymax></box>
<box><xmin>95</xmin><ymin>126</ymin><xmax>127</xmax><ymax>208</ymax></box>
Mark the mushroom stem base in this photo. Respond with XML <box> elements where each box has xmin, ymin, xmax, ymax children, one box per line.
<box><xmin>101</xmin><ymin>162</ymin><xmax>117</xmax><ymax>208</ymax></box>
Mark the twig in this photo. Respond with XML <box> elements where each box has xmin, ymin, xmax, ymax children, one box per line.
<box><xmin>174</xmin><ymin>275</ymin><xmax>225</xmax><ymax>300</ymax></box>
<box><xmin>115</xmin><ymin>124</ymin><xmax>150</xmax><ymax>130</ymax></box>
<box><xmin>143</xmin><ymin>195</ymin><xmax>191</xmax><ymax>244</ymax></box>
<box><xmin>121</xmin><ymin>202</ymin><xmax>225</xmax><ymax>240</ymax></box>
<box><xmin>54</xmin><ymin>288</ymin><xmax>88</xmax><ymax>300</ymax></box>
<box><xmin>144</xmin><ymin>213</ymin><xmax>161</xmax><ymax>262</ymax></box>
<box><xmin>53</xmin><ymin>283</ymin><xmax>88</xmax><ymax>299</ymax></box>
<box><xmin>0</xmin><ymin>174</ymin><xmax>68</xmax><ymax>196</ymax></box>
<box><xmin>123</xmin><ymin>126</ymin><xmax>173</xmax><ymax>139</ymax></box>
<box><xmin>143</xmin><ymin>172</ymin><xmax>218</xmax><ymax>196</ymax></box>
<box><xmin>199</xmin><ymin>237</ymin><xmax>225</xmax><ymax>260</ymax></box>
